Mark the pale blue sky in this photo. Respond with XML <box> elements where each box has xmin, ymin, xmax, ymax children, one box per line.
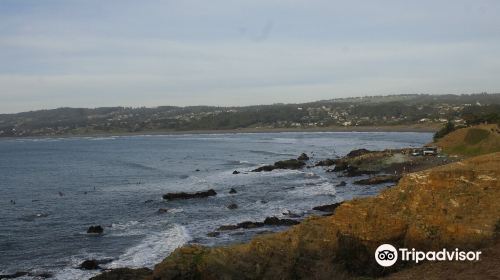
<box><xmin>1</xmin><ymin>0</ymin><xmax>499</xmax><ymax>113</ymax></box>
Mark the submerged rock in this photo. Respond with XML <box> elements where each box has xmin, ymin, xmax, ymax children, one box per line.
<box><xmin>354</xmin><ymin>175</ymin><xmax>402</xmax><ymax>185</ymax></box>
<box><xmin>217</xmin><ymin>217</ymin><xmax>300</xmax><ymax>231</ymax></box>
<box><xmin>31</xmin><ymin>272</ymin><xmax>53</xmax><ymax>278</ymax></box>
<box><xmin>274</xmin><ymin>159</ymin><xmax>306</xmax><ymax>169</ymax></box>
<box><xmin>79</xmin><ymin>260</ymin><xmax>100</xmax><ymax>270</ymax></box>
<box><xmin>229</xmin><ymin>188</ymin><xmax>237</xmax><ymax>194</ymax></box>
<box><xmin>346</xmin><ymin>148</ymin><xmax>372</xmax><ymax>158</ymax></box>
<box><xmin>297</xmin><ymin>153</ymin><xmax>310</xmax><ymax>161</ymax></box>
<box><xmin>283</xmin><ymin>210</ymin><xmax>302</xmax><ymax>218</ymax></box>
<box><xmin>217</xmin><ymin>224</ymin><xmax>243</xmax><ymax>231</ymax></box>
<box><xmin>344</xmin><ymin>166</ymin><xmax>378</xmax><ymax>177</ymax></box>
<box><xmin>335</xmin><ymin>181</ymin><xmax>347</xmax><ymax>187</ymax></box>
<box><xmin>157</xmin><ymin>208</ymin><xmax>169</xmax><ymax>214</ymax></box>
<box><xmin>252</xmin><ymin>165</ymin><xmax>276</xmax><ymax>172</ymax></box>
<box><xmin>232</xmin><ymin>170</ymin><xmax>240</xmax><ymax>175</ymax></box>
<box><xmin>263</xmin><ymin>217</ymin><xmax>300</xmax><ymax>226</ymax></box>
<box><xmin>227</xmin><ymin>203</ymin><xmax>238</xmax><ymax>210</ymax></box>
<box><xmin>149</xmin><ymin>152</ymin><xmax>500</xmax><ymax>280</ymax></box>
<box><xmin>163</xmin><ymin>189</ymin><xmax>217</xmax><ymax>200</ymax></box>
<box><xmin>332</xmin><ymin>161</ymin><xmax>348</xmax><ymax>171</ymax></box>
<box><xmin>0</xmin><ymin>272</ymin><xmax>28</xmax><ymax>279</ymax></box>
<box><xmin>206</xmin><ymin>231</ymin><xmax>220</xmax><ymax>237</ymax></box>
<box><xmin>252</xmin><ymin>158</ymin><xmax>307</xmax><ymax>172</ymax></box>
<box><xmin>315</xmin><ymin>159</ymin><xmax>336</xmax><ymax>167</ymax></box>
<box><xmin>87</xmin><ymin>225</ymin><xmax>104</xmax><ymax>234</ymax></box>
<box><xmin>313</xmin><ymin>202</ymin><xmax>342</xmax><ymax>213</ymax></box>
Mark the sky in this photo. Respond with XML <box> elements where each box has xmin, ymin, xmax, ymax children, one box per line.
<box><xmin>0</xmin><ymin>0</ymin><xmax>499</xmax><ymax>113</ymax></box>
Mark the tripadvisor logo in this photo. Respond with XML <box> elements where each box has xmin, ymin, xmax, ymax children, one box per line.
<box><xmin>374</xmin><ymin>244</ymin><xmax>482</xmax><ymax>267</ymax></box>
<box><xmin>375</xmin><ymin>244</ymin><xmax>398</xmax><ymax>267</ymax></box>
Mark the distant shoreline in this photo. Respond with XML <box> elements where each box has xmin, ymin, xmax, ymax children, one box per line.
<box><xmin>0</xmin><ymin>124</ymin><xmax>439</xmax><ymax>140</ymax></box>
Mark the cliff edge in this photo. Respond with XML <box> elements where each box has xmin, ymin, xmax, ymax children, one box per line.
<box><xmin>138</xmin><ymin>152</ymin><xmax>499</xmax><ymax>280</ymax></box>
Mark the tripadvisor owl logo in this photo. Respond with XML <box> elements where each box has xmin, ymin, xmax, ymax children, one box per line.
<box><xmin>375</xmin><ymin>244</ymin><xmax>398</xmax><ymax>267</ymax></box>
<box><xmin>374</xmin><ymin>244</ymin><xmax>482</xmax><ymax>267</ymax></box>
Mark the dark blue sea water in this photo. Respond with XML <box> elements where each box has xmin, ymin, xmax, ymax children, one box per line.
<box><xmin>0</xmin><ymin>132</ymin><xmax>432</xmax><ymax>279</ymax></box>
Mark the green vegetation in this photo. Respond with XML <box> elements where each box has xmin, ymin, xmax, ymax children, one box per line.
<box><xmin>1</xmin><ymin>93</ymin><xmax>499</xmax><ymax>137</ymax></box>
<box><xmin>464</xmin><ymin>128</ymin><xmax>490</xmax><ymax>145</ymax></box>
<box><xmin>435</xmin><ymin>124</ymin><xmax>500</xmax><ymax>156</ymax></box>
<box><xmin>433</xmin><ymin>122</ymin><xmax>456</xmax><ymax>141</ymax></box>
<box><xmin>462</xmin><ymin>104</ymin><xmax>500</xmax><ymax>125</ymax></box>
<box><xmin>445</xmin><ymin>145</ymin><xmax>483</xmax><ymax>156</ymax></box>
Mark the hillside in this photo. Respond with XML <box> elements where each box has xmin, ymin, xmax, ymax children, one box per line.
<box><xmin>93</xmin><ymin>152</ymin><xmax>500</xmax><ymax>280</ymax></box>
<box><xmin>435</xmin><ymin>124</ymin><xmax>500</xmax><ymax>156</ymax></box>
<box><xmin>1</xmin><ymin>93</ymin><xmax>499</xmax><ymax>137</ymax></box>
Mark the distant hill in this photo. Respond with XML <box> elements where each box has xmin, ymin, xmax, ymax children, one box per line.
<box><xmin>435</xmin><ymin>124</ymin><xmax>500</xmax><ymax>156</ymax></box>
<box><xmin>1</xmin><ymin>93</ymin><xmax>499</xmax><ymax>137</ymax></box>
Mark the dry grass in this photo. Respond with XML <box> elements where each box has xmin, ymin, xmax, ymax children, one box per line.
<box><xmin>149</xmin><ymin>153</ymin><xmax>500</xmax><ymax>280</ymax></box>
<box><xmin>435</xmin><ymin>124</ymin><xmax>500</xmax><ymax>156</ymax></box>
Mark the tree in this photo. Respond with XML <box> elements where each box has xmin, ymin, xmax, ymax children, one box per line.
<box><xmin>433</xmin><ymin>121</ymin><xmax>455</xmax><ymax>141</ymax></box>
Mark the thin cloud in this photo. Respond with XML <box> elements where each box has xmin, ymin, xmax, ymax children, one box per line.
<box><xmin>0</xmin><ymin>0</ymin><xmax>499</xmax><ymax>113</ymax></box>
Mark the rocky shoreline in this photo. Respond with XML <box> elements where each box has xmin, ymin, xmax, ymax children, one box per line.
<box><xmin>84</xmin><ymin>139</ymin><xmax>495</xmax><ymax>280</ymax></box>
<box><xmin>10</xmin><ymin>125</ymin><xmax>490</xmax><ymax>279</ymax></box>
<box><xmin>90</xmin><ymin>151</ymin><xmax>498</xmax><ymax>280</ymax></box>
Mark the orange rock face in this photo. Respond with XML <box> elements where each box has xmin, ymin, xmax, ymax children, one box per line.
<box><xmin>144</xmin><ymin>153</ymin><xmax>500</xmax><ymax>279</ymax></box>
<box><xmin>93</xmin><ymin>153</ymin><xmax>500</xmax><ymax>280</ymax></box>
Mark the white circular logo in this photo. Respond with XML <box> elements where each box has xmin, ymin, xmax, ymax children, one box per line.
<box><xmin>375</xmin><ymin>244</ymin><xmax>398</xmax><ymax>267</ymax></box>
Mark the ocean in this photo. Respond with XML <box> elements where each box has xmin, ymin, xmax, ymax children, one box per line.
<box><xmin>0</xmin><ymin>132</ymin><xmax>432</xmax><ymax>279</ymax></box>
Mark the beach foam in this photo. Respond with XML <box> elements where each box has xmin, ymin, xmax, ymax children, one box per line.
<box><xmin>107</xmin><ymin>224</ymin><xmax>190</xmax><ymax>269</ymax></box>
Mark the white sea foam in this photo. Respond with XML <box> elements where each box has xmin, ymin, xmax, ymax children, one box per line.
<box><xmin>111</xmin><ymin>220</ymin><xmax>140</xmax><ymax>230</ymax></box>
<box><xmin>52</xmin><ymin>253</ymin><xmax>111</xmax><ymax>280</ymax></box>
<box><xmin>289</xmin><ymin>181</ymin><xmax>337</xmax><ymax>197</ymax></box>
<box><xmin>51</xmin><ymin>224</ymin><xmax>190</xmax><ymax>280</ymax></box>
<box><xmin>107</xmin><ymin>224</ymin><xmax>190</xmax><ymax>269</ymax></box>
<box><xmin>53</xmin><ymin>268</ymin><xmax>96</xmax><ymax>280</ymax></box>
<box><xmin>168</xmin><ymin>208</ymin><xmax>184</xmax><ymax>214</ymax></box>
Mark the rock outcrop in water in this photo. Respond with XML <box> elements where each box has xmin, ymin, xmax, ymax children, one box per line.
<box><xmin>0</xmin><ymin>271</ymin><xmax>53</xmax><ymax>279</ymax></box>
<box><xmin>0</xmin><ymin>272</ymin><xmax>28</xmax><ymax>279</ymax></box>
<box><xmin>335</xmin><ymin>181</ymin><xmax>347</xmax><ymax>187</ymax></box>
<box><xmin>297</xmin><ymin>153</ymin><xmax>310</xmax><ymax>161</ymax></box>
<box><xmin>252</xmin><ymin>159</ymin><xmax>306</xmax><ymax>172</ymax></box>
<box><xmin>79</xmin><ymin>260</ymin><xmax>100</xmax><ymax>270</ymax></box>
<box><xmin>146</xmin><ymin>152</ymin><xmax>499</xmax><ymax>279</ymax></box>
<box><xmin>157</xmin><ymin>208</ymin><xmax>169</xmax><ymax>214</ymax></box>
<box><xmin>162</xmin><ymin>189</ymin><xmax>217</xmax><ymax>200</ymax></box>
<box><xmin>227</xmin><ymin>203</ymin><xmax>238</xmax><ymax>210</ymax></box>
<box><xmin>327</xmin><ymin>147</ymin><xmax>456</xmax><ymax>177</ymax></box>
<box><xmin>87</xmin><ymin>225</ymin><xmax>104</xmax><ymax>234</ymax></box>
<box><xmin>345</xmin><ymin>148</ymin><xmax>373</xmax><ymax>158</ymax></box>
<box><xmin>354</xmin><ymin>174</ymin><xmax>401</xmax><ymax>185</ymax></box>
<box><xmin>312</xmin><ymin>202</ymin><xmax>343</xmax><ymax>213</ymax></box>
<box><xmin>213</xmin><ymin>217</ymin><xmax>301</xmax><ymax>232</ymax></box>
<box><xmin>315</xmin><ymin>158</ymin><xmax>336</xmax><ymax>167</ymax></box>
<box><xmin>252</xmin><ymin>153</ymin><xmax>310</xmax><ymax>172</ymax></box>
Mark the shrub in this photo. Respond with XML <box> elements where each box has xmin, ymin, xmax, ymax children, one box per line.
<box><xmin>433</xmin><ymin>121</ymin><xmax>455</xmax><ymax>141</ymax></box>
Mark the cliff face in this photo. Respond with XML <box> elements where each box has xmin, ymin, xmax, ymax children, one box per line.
<box><xmin>149</xmin><ymin>153</ymin><xmax>500</xmax><ymax>280</ymax></box>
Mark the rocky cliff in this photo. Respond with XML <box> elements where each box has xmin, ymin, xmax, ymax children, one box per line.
<box><xmin>134</xmin><ymin>152</ymin><xmax>499</xmax><ymax>280</ymax></box>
